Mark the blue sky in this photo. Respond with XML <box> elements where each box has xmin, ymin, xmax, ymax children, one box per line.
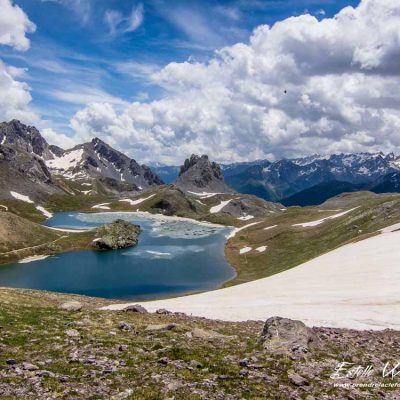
<box><xmin>2</xmin><ymin>0</ymin><xmax>359</xmax><ymax>135</ymax></box>
<box><xmin>2</xmin><ymin>0</ymin><xmax>399</xmax><ymax>164</ymax></box>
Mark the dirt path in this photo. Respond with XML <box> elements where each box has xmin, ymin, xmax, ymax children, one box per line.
<box><xmin>0</xmin><ymin>235</ymin><xmax>69</xmax><ymax>256</ymax></box>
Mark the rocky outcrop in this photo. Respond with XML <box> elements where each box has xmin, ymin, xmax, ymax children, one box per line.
<box><xmin>260</xmin><ymin>316</ymin><xmax>318</xmax><ymax>357</ymax></box>
<box><xmin>175</xmin><ymin>154</ymin><xmax>234</xmax><ymax>194</ymax></box>
<box><xmin>93</xmin><ymin>219</ymin><xmax>140</xmax><ymax>250</ymax></box>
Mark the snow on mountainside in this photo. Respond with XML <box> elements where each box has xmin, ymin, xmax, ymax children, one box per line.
<box><xmin>0</xmin><ymin>120</ymin><xmax>163</xmax><ymax>199</ymax></box>
<box><xmin>223</xmin><ymin>152</ymin><xmax>400</xmax><ymax>202</ymax></box>
<box><xmin>45</xmin><ymin>137</ymin><xmax>163</xmax><ymax>190</ymax></box>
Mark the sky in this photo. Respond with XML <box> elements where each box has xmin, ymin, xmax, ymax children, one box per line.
<box><xmin>1</xmin><ymin>0</ymin><xmax>399</xmax><ymax>164</ymax></box>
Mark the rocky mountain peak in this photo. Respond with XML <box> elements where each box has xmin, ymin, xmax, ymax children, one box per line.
<box><xmin>175</xmin><ymin>154</ymin><xmax>233</xmax><ymax>193</ymax></box>
<box><xmin>0</xmin><ymin>120</ymin><xmax>53</xmax><ymax>159</ymax></box>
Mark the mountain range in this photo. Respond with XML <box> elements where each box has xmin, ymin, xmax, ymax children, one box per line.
<box><xmin>150</xmin><ymin>152</ymin><xmax>400</xmax><ymax>205</ymax></box>
<box><xmin>2</xmin><ymin>119</ymin><xmax>400</xmax><ymax>206</ymax></box>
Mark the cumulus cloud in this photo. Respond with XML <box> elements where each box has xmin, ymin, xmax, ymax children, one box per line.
<box><xmin>105</xmin><ymin>3</ymin><xmax>143</xmax><ymax>37</ymax></box>
<box><xmin>0</xmin><ymin>0</ymin><xmax>36</xmax><ymax>50</ymax></box>
<box><xmin>0</xmin><ymin>0</ymin><xmax>37</xmax><ymax>123</ymax></box>
<box><xmin>41</xmin><ymin>128</ymin><xmax>78</xmax><ymax>149</ymax></box>
<box><xmin>71</xmin><ymin>0</ymin><xmax>400</xmax><ymax>163</ymax></box>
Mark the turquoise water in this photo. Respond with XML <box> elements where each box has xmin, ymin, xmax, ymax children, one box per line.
<box><xmin>0</xmin><ymin>212</ymin><xmax>235</xmax><ymax>300</ymax></box>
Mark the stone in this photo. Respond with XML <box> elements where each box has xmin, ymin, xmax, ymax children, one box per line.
<box><xmin>156</xmin><ymin>308</ymin><xmax>171</xmax><ymax>315</ymax></box>
<box><xmin>288</xmin><ymin>372</ymin><xmax>309</xmax><ymax>386</ymax></box>
<box><xmin>6</xmin><ymin>359</ymin><xmax>17</xmax><ymax>365</ymax></box>
<box><xmin>260</xmin><ymin>316</ymin><xmax>318</xmax><ymax>357</ymax></box>
<box><xmin>145</xmin><ymin>323</ymin><xmax>177</xmax><ymax>332</ymax></box>
<box><xmin>191</xmin><ymin>327</ymin><xmax>229</xmax><ymax>340</ymax></box>
<box><xmin>118</xmin><ymin>322</ymin><xmax>134</xmax><ymax>332</ymax></box>
<box><xmin>21</xmin><ymin>362</ymin><xmax>39</xmax><ymax>371</ymax></box>
<box><xmin>59</xmin><ymin>301</ymin><xmax>82</xmax><ymax>312</ymax></box>
<box><xmin>123</xmin><ymin>304</ymin><xmax>147</xmax><ymax>313</ymax></box>
<box><xmin>65</xmin><ymin>329</ymin><xmax>80</xmax><ymax>338</ymax></box>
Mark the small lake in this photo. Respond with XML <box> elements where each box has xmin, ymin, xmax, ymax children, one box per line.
<box><xmin>0</xmin><ymin>212</ymin><xmax>236</xmax><ymax>300</ymax></box>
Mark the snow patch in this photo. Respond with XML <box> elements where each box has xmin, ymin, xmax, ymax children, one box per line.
<box><xmin>293</xmin><ymin>208</ymin><xmax>358</xmax><ymax>228</ymax></box>
<box><xmin>227</xmin><ymin>222</ymin><xmax>261</xmax><ymax>239</ymax></box>
<box><xmin>239</xmin><ymin>247</ymin><xmax>252</xmax><ymax>254</ymax></box>
<box><xmin>46</xmin><ymin>148</ymin><xmax>84</xmax><ymax>172</ymax></box>
<box><xmin>256</xmin><ymin>246</ymin><xmax>267</xmax><ymax>253</ymax></box>
<box><xmin>210</xmin><ymin>199</ymin><xmax>232</xmax><ymax>214</ymax></box>
<box><xmin>0</xmin><ymin>205</ymin><xmax>8</xmax><ymax>211</ymax></box>
<box><xmin>238</xmin><ymin>215</ymin><xmax>254</xmax><ymax>221</ymax></box>
<box><xmin>36</xmin><ymin>206</ymin><xmax>53</xmax><ymax>218</ymax></box>
<box><xmin>10</xmin><ymin>191</ymin><xmax>34</xmax><ymax>203</ymax></box>
<box><xmin>18</xmin><ymin>255</ymin><xmax>49</xmax><ymax>263</ymax></box>
<box><xmin>1</xmin><ymin>135</ymin><xmax>6</xmax><ymax>145</ymax></box>
<box><xmin>263</xmin><ymin>225</ymin><xmax>277</xmax><ymax>231</ymax></box>
<box><xmin>119</xmin><ymin>194</ymin><xmax>156</xmax><ymax>205</ymax></box>
<box><xmin>92</xmin><ymin>203</ymin><xmax>111</xmax><ymax>210</ymax></box>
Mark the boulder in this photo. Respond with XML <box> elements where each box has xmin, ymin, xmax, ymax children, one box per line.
<box><xmin>93</xmin><ymin>219</ymin><xmax>140</xmax><ymax>250</ymax></box>
<box><xmin>123</xmin><ymin>304</ymin><xmax>147</xmax><ymax>313</ymax></box>
<box><xmin>58</xmin><ymin>301</ymin><xmax>82</xmax><ymax>312</ymax></box>
<box><xmin>145</xmin><ymin>323</ymin><xmax>177</xmax><ymax>332</ymax></box>
<box><xmin>260</xmin><ymin>316</ymin><xmax>318</xmax><ymax>357</ymax></box>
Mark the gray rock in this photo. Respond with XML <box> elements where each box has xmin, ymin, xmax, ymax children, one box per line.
<box><xmin>145</xmin><ymin>323</ymin><xmax>177</xmax><ymax>332</ymax></box>
<box><xmin>21</xmin><ymin>362</ymin><xmax>39</xmax><ymax>371</ymax></box>
<box><xmin>288</xmin><ymin>372</ymin><xmax>309</xmax><ymax>386</ymax></box>
<box><xmin>123</xmin><ymin>304</ymin><xmax>147</xmax><ymax>313</ymax></box>
<box><xmin>175</xmin><ymin>154</ymin><xmax>234</xmax><ymax>194</ymax></box>
<box><xmin>260</xmin><ymin>316</ymin><xmax>318</xmax><ymax>357</ymax></box>
<box><xmin>65</xmin><ymin>329</ymin><xmax>80</xmax><ymax>338</ymax></box>
<box><xmin>93</xmin><ymin>220</ymin><xmax>140</xmax><ymax>250</ymax></box>
<box><xmin>118</xmin><ymin>322</ymin><xmax>134</xmax><ymax>332</ymax></box>
<box><xmin>190</xmin><ymin>327</ymin><xmax>230</xmax><ymax>340</ymax></box>
<box><xmin>59</xmin><ymin>301</ymin><xmax>82</xmax><ymax>312</ymax></box>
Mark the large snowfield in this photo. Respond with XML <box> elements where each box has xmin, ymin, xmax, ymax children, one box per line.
<box><xmin>102</xmin><ymin>225</ymin><xmax>400</xmax><ymax>330</ymax></box>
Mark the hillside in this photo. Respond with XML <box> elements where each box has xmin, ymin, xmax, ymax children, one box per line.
<box><xmin>1</xmin><ymin>288</ymin><xmax>399</xmax><ymax>399</ymax></box>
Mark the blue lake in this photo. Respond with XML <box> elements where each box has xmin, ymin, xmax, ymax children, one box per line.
<box><xmin>0</xmin><ymin>212</ymin><xmax>236</xmax><ymax>300</ymax></box>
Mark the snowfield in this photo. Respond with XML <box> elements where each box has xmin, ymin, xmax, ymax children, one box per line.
<box><xmin>102</xmin><ymin>226</ymin><xmax>400</xmax><ymax>330</ymax></box>
<box><xmin>46</xmin><ymin>148</ymin><xmax>84</xmax><ymax>171</ymax></box>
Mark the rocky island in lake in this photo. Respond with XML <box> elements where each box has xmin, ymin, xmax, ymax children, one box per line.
<box><xmin>92</xmin><ymin>219</ymin><xmax>141</xmax><ymax>250</ymax></box>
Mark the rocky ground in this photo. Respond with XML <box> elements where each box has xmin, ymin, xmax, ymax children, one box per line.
<box><xmin>0</xmin><ymin>288</ymin><xmax>399</xmax><ymax>399</ymax></box>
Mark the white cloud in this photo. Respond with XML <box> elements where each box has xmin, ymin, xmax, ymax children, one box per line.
<box><xmin>105</xmin><ymin>3</ymin><xmax>143</xmax><ymax>37</ymax></box>
<box><xmin>41</xmin><ymin>127</ymin><xmax>78</xmax><ymax>149</ymax></box>
<box><xmin>70</xmin><ymin>0</ymin><xmax>400</xmax><ymax>163</ymax></box>
<box><xmin>0</xmin><ymin>0</ymin><xmax>36</xmax><ymax>123</ymax></box>
<box><xmin>42</xmin><ymin>0</ymin><xmax>91</xmax><ymax>25</ymax></box>
<box><xmin>0</xmin><ymin>0</ymin><xmax>36</xmax><ymax>51</ymax></box>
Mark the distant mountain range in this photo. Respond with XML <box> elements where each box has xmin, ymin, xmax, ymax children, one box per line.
<box><xmin>150</xmin><ymin>153</ymin><xmax>400</xmax><ymax>205</ymax></box>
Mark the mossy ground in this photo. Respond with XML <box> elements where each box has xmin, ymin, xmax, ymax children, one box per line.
<box><xmin>0</xmin><ymin>288</ymin><xmax>398</xmax><ymax>399</ymax></box>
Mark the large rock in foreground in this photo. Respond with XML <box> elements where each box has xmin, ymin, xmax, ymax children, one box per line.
<box><xmin>93</xmin><ymin>219</ymin><xmax>140</xmax><ymax>250</ymax></box>
<box><xmin>260</xmin><ymin>316</ymin><xmax>318</xmax><ymax>357</ymax></box>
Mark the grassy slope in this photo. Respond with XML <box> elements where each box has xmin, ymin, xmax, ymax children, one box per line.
<box><xmin>0</xmin><ymin>212</ymin><xmax>98</xmax><ymax>264</ymax></box>
<box><xmin>0</xmin><ymin>288</ymin><xmax>398</xmax><ymax>399</ymax></box>
<box><xmin>224</xmin><ymin>192</ymin><xmax>400</xmax><ymax>285</ymax></box>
